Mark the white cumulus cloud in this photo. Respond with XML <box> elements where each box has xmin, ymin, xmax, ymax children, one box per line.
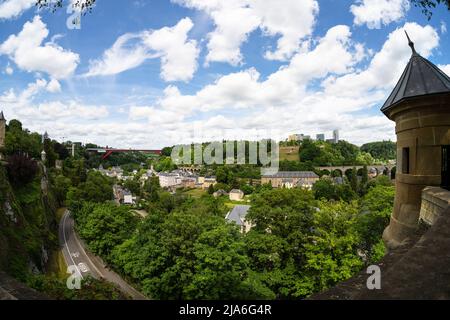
<box><xmin>351</xmin><ymin>0</ymin><xmax>410</xmax><ymax>29</ymax></box>
<box><xmin>173</xmin><ymin>0</ymin><xmax>319</xmax><ymax>64</ymax></box>
<box><xmin>85</xmin><ymin>17</ymin><xmax>200</xmax><ymax>82</ymax></box>
<box><xmin>0</xmin><ymin>16</ymin><xmax>80</xmax><ymax>79</ymax></box>
<box><xmin>439</xmin><ymin>64</ymin><xmax>450</xmax><ymax>76</ymax></box>
<box><xmin>0</xmin><ymin>0</ymin><xmax>35</xmax><ymax>20</ymax></box>
<box><xmin>46</xmin><ymin>79</ymin><xmax>61</xmax><ymax>93</ymax></box>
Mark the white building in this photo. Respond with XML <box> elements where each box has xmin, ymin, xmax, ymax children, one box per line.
<box><xmin>158</xmin><ymin>172</ymin><xmax>180</xmax><ymax>188</ymax></box>
<box><xmin>123</xmin><ymin>191</ymin><xmax>135</xmax><ymax>205</ymax></box>
<box><xmin>225</xmin><ymin>205</ymin><xmax>252</xmax><ymax>233</ymax></box>
<box><xmin>229</xmin><ymin>189</ymin><xmax>244</xmax><ymax>201</ymax></box>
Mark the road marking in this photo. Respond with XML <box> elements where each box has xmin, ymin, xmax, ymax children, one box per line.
<box><xmin>62</xmin><ymin>211</ymin><xmax>83</xmax><ymax>279</ymax></box>
<box><xmin>78</xmin><ymin>263</ymin><xmax>89</xmax><ymax>273</ymax></box>
<box><xmin>70</xmin><ymin>220</ymin><xmax>104</xmax><ymax>277</ymax></box>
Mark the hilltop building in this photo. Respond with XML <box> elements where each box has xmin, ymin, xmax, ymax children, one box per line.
<box><xmin>333</xmin><ymin>129</ymin><xmax>339</xmax><ymax>143</ymax></box>
<box><xmin>289</xmin><ymin>130</ymin><xmax>339</xmax><ymax>143</ymax></box>
<box><xmin>288</xmin><ymin>134</ymin><xmax>310</xmax><ymax>142</ymax></box>
<box><xmin>381</xmin><ymin>33</ymin><xmax>450</xmax><ymax>248</ymax></box>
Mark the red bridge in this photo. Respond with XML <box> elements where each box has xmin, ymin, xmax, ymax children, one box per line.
<box><xmin>86</xmin><ymin>148</ymin><xmax>162</xmax><ymax>160</ymax></box>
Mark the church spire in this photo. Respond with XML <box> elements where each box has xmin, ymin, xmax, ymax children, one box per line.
<box><xmin>0</xmin><ymin>111</ymin><xmax>5</xmax><ymax>121</ymax></box>
<box><xmin>405</xmin><ymin>30</ymin><xmax>417</xmax><ymax>55</ymax></box>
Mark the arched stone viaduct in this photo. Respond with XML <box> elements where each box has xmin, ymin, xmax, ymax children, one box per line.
<box><xmin>317</xmin><ymin>164</ymin><xmax>396</xmax><ymax>177</ymax></box>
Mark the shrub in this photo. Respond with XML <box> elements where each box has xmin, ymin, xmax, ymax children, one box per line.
<box><xmin>6</xmin><ymin>153</ymin><xmax>39</xmax><ymax>186</ymax></box>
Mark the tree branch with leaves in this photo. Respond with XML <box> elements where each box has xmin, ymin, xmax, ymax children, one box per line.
<box><xmin>410</xmin><ymin>0</ymin><xmax>450</xmax><ymax>18</ymax></box>
<box><xmin>36</xmin><ymin>0</ymin><xmax>96</xmax><ymax>15</ymax></box>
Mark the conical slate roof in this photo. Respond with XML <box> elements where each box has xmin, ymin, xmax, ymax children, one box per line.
<box><xmin>0</xmin><ymin>111</ymin><xmax>5</xmax><ymax>121</ymax></box>
<box><xmin>381</xmin><ymin>32</ymin><xmax>450</xmax><ymax>114</ymax></box>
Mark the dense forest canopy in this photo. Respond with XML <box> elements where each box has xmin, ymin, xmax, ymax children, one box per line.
<box><xmin>69</xmin><ymin>179</ymin><xmax>394</xmax><ymax>299</ymax></box>
<box><xmin>360</xmin><ymin>141</ymin><xmax>397</xmax><ymax>162</ymax></box>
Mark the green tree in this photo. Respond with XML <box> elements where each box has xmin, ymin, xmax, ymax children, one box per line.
<box><xmin>154</xmin><ymin>156</ymin><xmax>176</xmax><ymax>172</ymax></box>
<box><xmin>247</xmin><ymin>188</ymin><xmax>315</xmax><ymax>237</ymax></box>
<box><xmin>66</xmin><ymin>171</ymin><xmax>113</xmax><ymax>205</ymax></box>
<box><xmin>124</xmin><ymin>178</ymin><xmax>141</xmax><ymax>196</ymax></box>
<box><xmin>112</xmin><ymin>208</ymin><xmax>266</xmax><ymax>299</ymax></box>
<box><xmin>312</xmin><ymin>178</ymin><xmax>337</xmax><ymax>201</ymax></box>
<box><xmin>335</xmin><ymin>141</ymin><xmax>359</xmax><ymax>165</ymax></box>
<box><xmin>207</xmin><ymin>184</ymin><xmax>215</xmax><ymax>194</ymax></box>
<box><xmin>302</xmin><ymin>201</ymin><xmax>363</xmax><ymax>294</ymax></box>
<box><xmin>73</xmin><ymin>202</ymin><xmax>138</xmax><ymax>259</ymax></box>
<box><xmin>185</xmin><ymin>224</ymin><xmax>252</xmax><ymax>299</ymax></box>
<box><xmin>350</xmin><ymin>167</ymin><xmax>358</xmax><ymax>192</ymax></box>
<box><xmin>312</xmin><ymin>178</ymin><xmax>356</xmax><ymax>202</ymax></box>
<box><xmin>215</xmin><ymin>166</ymin><xmax>228</xmax><ymax>183</ymax></box>
<box><xmin>53</xmin><ymin>174</ymin><xmax>72</xmax><ymax>205</ymax></box>
<box><xmin>245</xmin><ymin>231</ymin><xmax>284</xmax><ymax>272</ymax></box>
<box><xmin>356</xmin><ymin>185</ymin><xmax>395</xmax><ymax>261</ymax></box>
<box><xmin>240</xmin><ymin>184</ymin><xmax>254</xmax><ymax>195</ymax></box>
<box><xmin>299</xmin><ymin>139</ymin><xmax>321</xmax><ymax>162</ymax></box>
<box><xmin>43</xmin><ymin>138</ymin><xmax>57</xmax><ymax>167</ymax></box>
<box><xmin>5</xmin><ymin>120</ymin><xmax>42</xmax><ymax>158</ymax></box>
<box><xmin>360</xmin><ymin>141</ymin><xmax>396</xmax><ymax>161</ymax></box>
<box><xmin>143</xmin><ymin>176</ymin><xmax>160</xmax><ymax>202</ymax></box>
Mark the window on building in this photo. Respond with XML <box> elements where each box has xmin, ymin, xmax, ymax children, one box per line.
<box><xmin>402</xmin><ymin>147</ymin><xmax>410</xmax><ymax>174</ymax></box>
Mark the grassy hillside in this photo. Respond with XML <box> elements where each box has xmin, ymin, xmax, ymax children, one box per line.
<box><xmin>279</xmin><ymin>146</ymin><xmax>300</xmax><ymax>162</ymax></box>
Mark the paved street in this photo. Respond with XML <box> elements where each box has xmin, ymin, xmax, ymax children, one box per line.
<box><xmin>59</xmin><ymin>210</ymin><xmax>147</xmax><ymax>300</ymax></box>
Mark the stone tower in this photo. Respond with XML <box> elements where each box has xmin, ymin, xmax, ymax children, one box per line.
<box><xmin>0</xmin><ymin>111</ymin><xmax>5</xmax><ymax>150</ymax></box>
<box><xmin>382</xmin><ymin>33</ymin><xmax>450</xmax><ymax>248</ymax></box>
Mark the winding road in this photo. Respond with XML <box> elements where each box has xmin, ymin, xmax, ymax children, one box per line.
<box><xmin>59</xmin><ymin>210</ymin><xmax>147</xmax><ymax>300</ymax></box>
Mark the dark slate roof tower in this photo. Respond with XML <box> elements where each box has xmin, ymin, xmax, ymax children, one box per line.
<box><xmin>381</xmin><ymin>32</ymin><xmax>450</xmax><ymax>249</ymax></box>
<box><xmin>381</xmin><ymin>32</ymin><xmax>450</xmax><ymax>117</ymax></box>
<box><xmin>0</xmin><ymin>111</ymin><xmax>5</xmax><ymax>121</ymax></box>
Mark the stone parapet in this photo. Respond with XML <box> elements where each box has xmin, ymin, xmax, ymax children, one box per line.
<box><xmin>419</xmin><ymin>186</ymin><xmax>450</xmax><ymax>226</ymax></box>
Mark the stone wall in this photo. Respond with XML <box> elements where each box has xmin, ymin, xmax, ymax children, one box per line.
<box><xmin>419</xmin><ymin>186</ymin><xmax>450</xmax><ymax>225</ymax></box>
<box><xmin>0</xmin><ymin>272</ymin><xmax>49</xmax><ymax>300</ymax></box>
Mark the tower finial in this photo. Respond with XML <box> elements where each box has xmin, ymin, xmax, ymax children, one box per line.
<box><xmin>404</xmin><ymin>30</ymin><xmax>417</xmax><ymax>55</ymax></box>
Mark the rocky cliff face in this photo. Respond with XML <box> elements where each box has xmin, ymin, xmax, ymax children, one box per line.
<box><xmin>0</xmin><ymin>163</ymin><xmax>58</xmax><ymax>282</ymax></box>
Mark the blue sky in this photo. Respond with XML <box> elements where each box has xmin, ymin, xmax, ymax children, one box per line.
<box><xmin>0</xmin><ymin>0</ymin><xmax>449</xmax><ymax>148</ymax></box>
